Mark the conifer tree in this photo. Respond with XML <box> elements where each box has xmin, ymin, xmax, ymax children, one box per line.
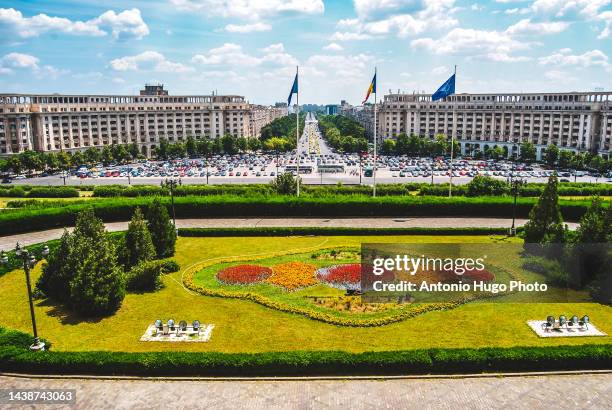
<box><xmin>147</xmin><ymin>198</ymin><xmax>177</xmax><ymax>258</ymax></box>
<box><xmin>122</xmin><ymin>207</ymin><xmax>156</xmax><ymax>268</ymax></box>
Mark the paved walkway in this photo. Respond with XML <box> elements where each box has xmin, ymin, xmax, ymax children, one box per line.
<box><xmin>0</xmin><ymin>373</ymin><xmax>610</xmax><ymax>409</ymax></box>
<box><xmin>0</xmin><ymin>217</ymin><xmax>564</xmax><ymax>251</ymax></box>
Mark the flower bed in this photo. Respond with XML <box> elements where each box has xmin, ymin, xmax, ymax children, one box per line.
<box><xmin>316</xmin><ymin>264</ymin><xmax>361</xmax><ymax>290</ymax></box>
<box><xmin>216</xmin><ymin>264</ymin><xmax>272</xmax><ymax>285</ymax></box>
<box><xmin>267</xmin><ymin>262</ymin><xmax>318</xmax><ymax>290</ymax></box>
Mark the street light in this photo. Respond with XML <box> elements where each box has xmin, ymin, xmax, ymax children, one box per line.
<box><xmin>509</xmin><ymin>144</ymin><xmax>524</xmax><ymax>236</ymax></box>
<box><xmin>0</xmin><ymin>243</ymin><xmax>49</xmax><ymax>351</ymax></box>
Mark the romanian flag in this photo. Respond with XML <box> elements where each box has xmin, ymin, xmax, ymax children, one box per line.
<box><xmin>362</xmin><ymin>72</ymin><xmax>376</xmax><ymax>104</ymax></box>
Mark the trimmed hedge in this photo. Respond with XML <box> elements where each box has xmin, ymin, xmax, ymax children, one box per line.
<box><xmin>0</xmin><ymin>195</ymin><xmax>591</xmax><ymax>235</ymax></box>
<box><xmin>178</xmin><ymin>227</ymin><xmax>519</xmax><ymax>237</ymax></box>
<box><xmin>0</xmin><ymin>327</ymin><xmax>610</xmax><ymax>376</ymax></box>
<box><xmin>89</xmin><ymin>182</ymin><xmax>612</xmax><ymax>198</ymax></box>
<box><xmin>0</xmin><ymin>186</ymin><xmax>79</xmax><ymax>198</ymax></box>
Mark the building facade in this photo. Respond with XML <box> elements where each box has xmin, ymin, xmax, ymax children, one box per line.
<box><xmin>354</xmin><ymin>91</ymin><xmax>612</xmax><ymax>160</ymax></box>
<box><xmin>0</xmin><ymin>85</ymin><xmax>284</xmax><ymax>156</ymax></box>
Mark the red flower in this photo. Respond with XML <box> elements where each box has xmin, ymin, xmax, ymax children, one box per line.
<box><xmin>217</xmin><ymin>264</ymin><xmax>272</xmax><ymax>285</ymax></box>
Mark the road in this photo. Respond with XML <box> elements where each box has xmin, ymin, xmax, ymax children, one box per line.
<box><xmin>0</xmin><ymin>217</ymin><xmax>580</xmax><ymax>252</ymax></box>
<box><xmin>8</xmin><ymin>174</ymin><xmax>607</xmax><ymax>187</ymax></box>
<box><xmin>0</xmin><ymin>373</ymin><xmax>610</xmax><ymax>409</ymax></box>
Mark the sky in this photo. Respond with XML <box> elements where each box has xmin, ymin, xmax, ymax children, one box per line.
<box><xmin>0</xmin><ymin>0</ymin><xmax>611</xmax><ymax>105</ymax></box>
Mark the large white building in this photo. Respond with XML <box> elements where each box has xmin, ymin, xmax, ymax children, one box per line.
<box><xmin>354</xmin><ymin>91</ymin><xmax>612</xmax><ymax>160</ymax></box>
<box><xmin>0</xmin><ymin>85</ymin><xmax>284</xmax><ymax>156</ymax></box>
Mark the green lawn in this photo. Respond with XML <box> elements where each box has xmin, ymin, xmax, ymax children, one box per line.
<box><xmin>0</xmin><ymin>234</ymin><xmax>610</xmax><ymax>353</ymax></box>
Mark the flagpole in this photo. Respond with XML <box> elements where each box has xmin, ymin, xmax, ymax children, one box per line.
<box><xmin>448</xmin><ymin>65</ymin><xmax>456</xmax><ymax>198</ymax></box>
<box><xmin>373</xmin><ymin>66</ymin><xmax>377</xmax><ymax>198</ymax></box>
<box><xmin>296</xmin><ymin>65</ymin><xmax>300</xmax><ymax>197</ymax></box>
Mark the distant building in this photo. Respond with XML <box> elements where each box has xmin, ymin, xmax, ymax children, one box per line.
<box><xmin>343</xmin><ymin>91</ymin><xmax>612</xmax><ymax>159</ymax></box>
<box><xmin>0</xmin><ymin>85</ymin><xmax>284</xmax><ymax>155</ymax></box>
<box><xmin>325</xmin><ymin>105</ymin><xmax>339</xmax><ymax>115</ymax></box>
<box><xmin>380</xmin><ymin>91</ymin><xmax>612</xmax><ymax>159</ymax></box>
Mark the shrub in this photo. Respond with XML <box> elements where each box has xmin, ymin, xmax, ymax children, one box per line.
<box><xmin>0</xmin><ymin>326</ymin><xmax>610</xmax><ymax>376</ymax></box>
<box><xmin>158</xmin><ymin>259</ymin><xmax>180</xmax><ymax>273</ymax></box>
<box><xmin>27</xmin><ymin>187</ymin><xmax>79</xmax><ymax>198</ymax></box>
<box><xmin>270</xmin><ymin>172</ymin><xmax>299</xmax><ymax>195</ymax></box>
<box><xmin>466</xmin><ymin>175</ymin><xmax>510</xmax><ymax>197</ymax></box>
<box><xmin>125</xmin><ymin>260</ymin><xmax>164</xmax><ymax>291</ymax></box>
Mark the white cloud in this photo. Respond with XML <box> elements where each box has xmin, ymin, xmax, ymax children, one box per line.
<box><xmin>305</xmin><ymin>53</ymin><xmax>374</xmax><ymax>81</ymax></box>
<box><xmin>323</xmin><ymin>42</ymin><xmax>344</xmax><ymax>51</ymax></box>
<box><xmin>0</xmin><ymin>52</ymin><xmax>67</xmax><ymax>79</ymax></box>
<box><xmin>1</xmin><ymin>52</ymin><xmax>39</xmax><ymax>69</ymax></box>
<box><xmin>432</xmin><ymin>66</ymin><xmax>449</xmax><ymax>75</ymax></box>
<box><xmin>470</xmin><ymin>3</ymin><xmax>485</xmax><ymax>11</ymax></box>
<box><xmin>528</xmin><ymin>0</ymin><xmax>612</xmax><ymax>38</ymax></box>
<box><xmin>330</xmin><ymin>31</ymin><xmax>374</xmax><ymax>41</ymax></box>
<box><xmin>597</xmin><ymin>10</ymin><xmax>612</xmax><ymax>39</ymax></box>
<box><xmin>505</xmin><ymin>18</ymin><xmax>569</xmax><ymax>35</ymax></box>
<box><xmin>538</xmin><ymin>49</ymin><xmax>610</xmax><ymax>68</ymax></box>
<box><xmin>0</xmin><ymin>7</ymin><xmax>149</xmax><ymax>40</ymax></box>
<box><xmin>169</xmin><ymin>0</ymin><xmax>324</xmax><ymax>20</ymax></box>
<box><xmin>411</xmin><ymin>28</ymin><xmax>532</xmax><ymax>62</ymax></box>
<box><xmin>192</xmin><ymin>42</ymin><xmax>297</xmax><ymax>68</ymax></box>
<box><xmin>333</xmin><ymin>0</ymin><xmax>458</xmax><ymax>41</ymax></box>
<box><xmin>110</xmin><ymin>51</ymin><xmax>193</xmax><ymax>72</ymax></box>
<box><xmin>225</xmin><ymin>22</ymin><xmax>272</xmax><ymax>33</ymax></box>
<box><xmin>544</xmin><ymin>69</ymin><xmax>577</xmax><ymax>82</ymax></box>
<box><xmin>192</xmin><ymin>43</ymin><xmax>262</xmax><ymax>66</ymax></box>
<box><xmin>504</xmin><ymin>7</ymin><xmax>529</xmax><ymax>14</ymax></box>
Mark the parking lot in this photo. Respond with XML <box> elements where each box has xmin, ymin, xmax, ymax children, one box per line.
<box><xmin>7</xmin><ymin>152</ymin><xmax>609</xmax><ymax>186</ymax></box>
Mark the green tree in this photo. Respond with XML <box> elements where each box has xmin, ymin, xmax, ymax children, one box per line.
<box><xmin>185</xmin><ymin>135</ymin><xmax>197</xmax><ymax>158</ymax></box>
<box><xmin>101</xmin><ymin>146</ymin><xmax>114</xmax><ymax>166</ymax></box>
<box><xmin>382</xmin><ymin>139</ymin><xmax>396</xmax><ymax>155</ymax></box>
<box><xmin>558</xmin><ymin>150</ymin><xmax>573</xmax><ymax>169</ymax></box>
<box><xmin>156</xmin><ymin>137</ymin><xmax>170</xmax><ymax>160</ymax></box>
<box><xmin>121</xmin><ymin>207</ymin><xmax>156</xmax><ymax>269</ymax></box>
<box><xmin>128</xmin><ymin>143</ymin><xmax>140</xmax><ymax>160</ymax></box>
<box><xmin>196</xmin><ymin>139</ymin><xmax>213</xmax><ymax>157</ymax></box>
<box><xmin>236</xmin><ymin>137</ymin><xmax>248</xmax><ymax>153</ymax></box>
<box><xmin>545</xmin><ymin>145</ymin><xmax>559</xmax><ymax>167</ymax></box>
<box><xmin>59</xmin><ymin>208</ymin><xmax>125</xmax><ymax>316</ymax></box>
<box><xmin>147</xmin><ymin>198</ymin><xmax>177</xmax><ymax>258</ymax></box>
<box><xmin>71</xmin><ymin>151</ymin><xmax>85</xmax><ymax>167</ymax></box>
<box><xmin>523</xmin><ymin>175</ymin><xmax>566</xmax><ymax>245</ymax></box>
<box><xmin>221</xmin><ymin>134</ymin><xmax>237</xmax><ymax>154</ymax></box>
<box><xmin>19</xmin><ymin>150</ymin><xmax>44</xmax><ymax>174</ymax></box>
<box><xmin>36</xmin><ymin>230</ymin><xmax>74</xmax><ymax>302</ymax></box>
<box><xmin>520</xmin><ymin>142</ymin><xmax>537</xmax><ymax>163</ymax></box>
<box><xmin>5</xmin><ymin>156</ymin><xmax>23</xmax><ymax>174</ymax></box>
<box><xmin>84</xmin><ymin>147</ymin><xmax>101</xmax><ymax>165</ymax></box>
<box><xmin>247</xmin><ymin>138</ymin><xmax>262</xmax><ymax>151</ymax></box>
<box><xmin>56</xmin><ymin>151</ymin><xmax>71</xmax><ymax>170</ymax></box>
<box><xmin>270</xmin><ymin>172</ymin><xmax>299</xmax><ymax>195</ymax></box>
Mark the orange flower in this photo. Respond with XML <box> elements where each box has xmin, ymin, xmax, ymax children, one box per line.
<box><xmin>267</xmin><ymin>262</ymin><xmax>318</xmax><ymax>290</ymax></box>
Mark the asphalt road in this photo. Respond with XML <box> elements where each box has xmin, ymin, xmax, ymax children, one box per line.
<box><xmin>7</xmin><ymin>174</ymin><xmax>608</xmax><ymax>186</ymax></box>
<box><xmin>0</xmin><ymin>217</ymin><xmax>558</xmax><ymax>252</ymax></box>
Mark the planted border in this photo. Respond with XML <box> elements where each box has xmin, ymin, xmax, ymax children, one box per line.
<box><xmin>0</xmin><ymin>195</ymin><xmax>590</xmax><ymax>235</ymax></box>
<box><xmin>0</xmin><ymin>327</ymin><xmax>610</xmax><ymax>376</ymax></box>
<box><xmin>178</xmin><ymin>227</ymin><xmax>521</xmax><ymax>237</ymax></box>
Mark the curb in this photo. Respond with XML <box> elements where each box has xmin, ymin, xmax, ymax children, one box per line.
<box><xmin>1</xmin><ymin>370</ymin><xmax>610</xmax><ymax>382</ymax></box>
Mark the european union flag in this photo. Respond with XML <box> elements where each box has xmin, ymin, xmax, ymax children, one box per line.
<box><xmin>431</xmin><ymin>73</ymin><xmax>455</xmax><ymax>101</ymax></box>
<box><xmin>287</xmin><ymin>73</ymin><xmax>298</xmax><ymax>106</ymax></box>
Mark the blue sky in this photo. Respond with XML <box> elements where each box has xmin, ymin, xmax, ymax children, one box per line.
<box><xmin>0</xmin><ymin>0</ymin><xmax>611</xmax><ymax>105</ymax></box>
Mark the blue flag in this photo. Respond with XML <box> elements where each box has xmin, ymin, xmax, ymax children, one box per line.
<box><xmin>287</xmin><ymin>73</ymin><xmax>298</xmax><ymax>106</ymax></box>
<box><xmin>431</xmin><ymin>73</ymin><xmax>455</xmax><ymax>101</ymax></box>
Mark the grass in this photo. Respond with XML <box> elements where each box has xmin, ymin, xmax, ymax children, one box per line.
<box><xmin>0</xmin><ymin>234</ymin><xmax>610</xmax><ymax>353</ymax></box>
<box><xmin>0</xmin><ymin>195</ymin><xmax>95</xmax><ymax>208</ymax></box>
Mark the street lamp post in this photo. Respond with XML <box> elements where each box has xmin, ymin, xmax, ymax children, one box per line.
<box><xmin>0</xmin><ymin>243</ymin><xmax>49</xmax><ymax>351</ymax></box>
<box><xmin>165</xmin><ymin>178</ymin><xmax>178</xmax><ymax>229</ymax></box>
